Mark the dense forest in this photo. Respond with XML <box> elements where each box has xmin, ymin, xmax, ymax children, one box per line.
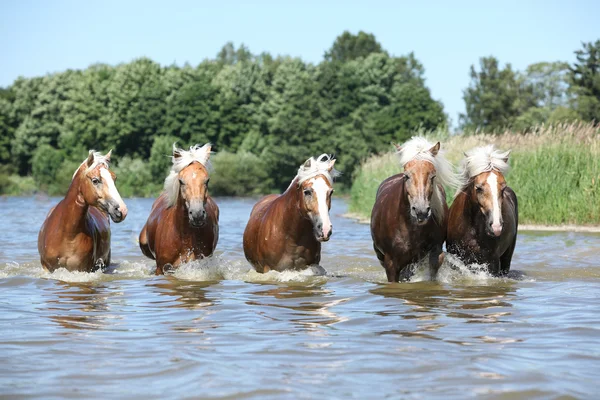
<box><xmin>0</xmin><ymin>32</ymin><xmax>598</xmax><ymax>196</ymax></box>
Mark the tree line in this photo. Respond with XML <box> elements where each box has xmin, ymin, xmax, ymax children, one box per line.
<box><xmin>0</xmin><ymin>32</ymin><xmax>598</xmax><ymax>196</ymax></box>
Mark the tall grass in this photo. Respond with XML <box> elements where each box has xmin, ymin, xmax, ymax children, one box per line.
<box><xmin>349</xmin><ymin>122</ymin><xmax>600</xmax><ymax>225</ymax></box>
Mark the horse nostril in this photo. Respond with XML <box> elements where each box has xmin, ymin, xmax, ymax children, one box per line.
<box><xmin>411</xmin><ymin>206</ymin><xmax>416</xmax><ymax>211</ymax></box>
<box><xmin>426</xmin><ymin>207</ymin><xmax>431</xmax><ymax>212</ymax></box>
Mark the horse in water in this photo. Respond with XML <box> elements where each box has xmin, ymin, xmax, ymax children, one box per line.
<box><xmin>139</xmin><ymin>144</ymin><xmax>219</xmax><ymax>275</ymax></box>
<box><xmin>243</xmin><ymin>154</ymin><xmax>339</xmax><ymax>273</ymax></box>
<box><xmin>447</xmin><ymin>145</ymin><xmax>518</xmax><ymax>276</ymax></box>
<box><xmin>38</xmin><ymin>150</ymin><xmax>128</xmax><ymax>272</ymax></box>
<box><xmin>371</xmin><ymin>138</ymin><xmax>458</xmax><ymax>282</ymax></box>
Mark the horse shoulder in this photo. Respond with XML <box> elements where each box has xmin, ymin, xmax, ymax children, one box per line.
<box><xmin>446</xmin><ymin>191</ymin><xmax>473</xmax><ymax>247</ymax></box>
<box><xmin>503</xmin><ymin>186</ymin><xmax>519</xmax><ymax>233</ymax></box>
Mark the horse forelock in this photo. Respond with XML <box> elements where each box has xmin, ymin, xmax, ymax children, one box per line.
<box><xmin>397</xmin><ymin>137</ymin><xmax>460</xmax><ymax>191</ymax></box>
<box><xmin>72</xmin><ymin>151</ymin><xmax>110</xmax><ymax>180</ymax></box>
<box><xmin>296</xmin><ymin>154</ymin><xmax>340</xmax><ymax>187</ymax></box>
<box><xmin>164</xmin><ymin>144</ymin><xmax>212</xmax><ymax>207</ymax></box>
<box><xmin>456</xmin><ymin>145</ymin><xmax>510</xmax><ymax>197</ymax></box>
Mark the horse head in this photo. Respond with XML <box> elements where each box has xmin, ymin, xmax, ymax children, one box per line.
<box><xmin>297</xmin><ymin>155</ymin><xmax>338</xmax><ymax>242</ymax></box>
<box><xmin>78</xmin><ymin>150</ymin><xmax>128</xmax><ymax>223</ymax></box>
<box><xmin>171</xmin><ymin>144</ymin><xmax>212</xmax><ymax>228</ymax></box>
<box><xmin>461</xmin><ymin>146</ymin><xmax>511</xmax><ymax>237</ymax></box>
<box><xmin>396</xmin><ymin>141</ymin><xmax>441</xmax><ymax>225</ymax></box>
<box><xmin>470</xmin><ymin>169</ymin><xmax>509</xmax><ymax>237</ymax></box>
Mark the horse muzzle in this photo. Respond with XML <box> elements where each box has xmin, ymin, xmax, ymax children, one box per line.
<box><xmin>315</xmin><ymin>224</ymin><xmax>333</xmax><ymax>242</ymax></box>
<box><xmin>108</xmin><ymin>203</ymin><xmax>127</xmax><ymax>223</ymax></box>
<box><xmin>489</xmin><ymin>223</ymin><xmax>503</xmax><ymax>237</ymax></box>
<box><xmin>189</xmin><ymin>209</ymin><xmax>208</xmax><ymax>228</ymax></box>
<box><xmin>412</xmin><ymin>208</ymin><xmax>431</xmax><ymax>225</ymax></box>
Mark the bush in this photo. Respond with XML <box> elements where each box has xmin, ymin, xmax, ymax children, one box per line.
<box><xmin>149</xmin><ymin>135</ymin><xmax>178</xmax><ymax>182</ymax></box>
<box><xmin>210</xmin><ymin>151</ymin><xmax>273</xmax><ymax>196</ymax></box>
<box><xmin>112</xmin><ymin>156</ymin><xmax>161</xmax><ymax>198</ymax></box>
<box><xmin>31</xmin><ymin>145</ymin><xmax>65</xmax><ymax>193</ymax></box>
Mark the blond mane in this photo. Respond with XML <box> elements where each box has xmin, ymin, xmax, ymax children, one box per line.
<box><xmin>164</xmin><ymin>143</ymin><xmax>212</xmax><ymax>207</ymax></box>
<box><xmin>72</xmin><ymin>150</ymin><xmax>110</xmax><ymax>180</ymax></box>
<box><xmin>296</xmin><ymin>154</ymin><xmax>340</xmax><ymax>186</ymax></box>
<box><xmin>457</xmin><ymin>145</ymin><xmax>510</xmax><ymax>195</ymax></box>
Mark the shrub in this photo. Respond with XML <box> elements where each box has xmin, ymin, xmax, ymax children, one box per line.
<box><xmin>113</xmin><ymin>156</ymin><xmax>161</xmax><ymax>198</ymax></box>
<box><xmin>210</xmin><ymin>151</ymin><xmax>273</xmax><ymax>196</ymax></box>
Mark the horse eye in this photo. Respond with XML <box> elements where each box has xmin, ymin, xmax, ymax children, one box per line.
<box><xmin>475</xmin><ymin>186</ymin><xmax>483</xmax><ymax>193</ymax></box>
<box><xmin>430</xmin><ymin>175</ymin><xmax>436</xmax><ymax>181</ymax></box>
<box><xmin>304</xmin><ymin>189</ymin><xmax>312</xmax><ymax>196</ymax></box>
<box><xmin>91</xmin><ymin>177</ymin><xmax>100</xmax><ymax>185</ymax></box>
<box><xmin>179</xmin><ymin>179</ymin><xmax>185</xmax><ymax>185</ymax></box>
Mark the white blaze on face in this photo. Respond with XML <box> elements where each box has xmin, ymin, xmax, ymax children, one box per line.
<box><xmin>487</xmin><ymin>173</ymin><xmax>502</xmax><ymax>235</ymax></box>
<box><xmin>311</xmin><ymin>177</ymin><xmax>332</xmax><ymax>238</ymax></box>
<box><xmin>100</xmin><ymin>167</ymin><xmax>128</xmax><ymax>218</ymax></box>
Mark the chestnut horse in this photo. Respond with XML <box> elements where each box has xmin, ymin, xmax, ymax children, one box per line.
<box><xmin>243</xmin><ymin>154</ymin><xmax>339</xmax><ymax>273</ymax></box>
<box><xmin>447</xmin><ymin>145</ymin><xmax>518</xmax><ymax>276</ymax></box>
<box><xmin>38</xmin><ymin>150</ymin><xmax>128</xmax><ymax>272</ymax></box>
<box><xmin>139</xmin><ymin>144</ymin><xmax>219</xmax><ymax>274</ymax></box>
<box><xmin>371</xmin><ymin>138</ymin><xmax>459</xmax><ymax>282</ymax></box>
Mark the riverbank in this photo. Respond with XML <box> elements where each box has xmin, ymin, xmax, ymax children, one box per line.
<box><xmin>349</xmin><ymin>123</ymin><xmax>600</xmax><ymax>226</ymax></box>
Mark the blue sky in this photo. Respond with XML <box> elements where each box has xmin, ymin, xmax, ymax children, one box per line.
<box><xmin>1</xmin><ymin>0</ymin><xmax>598</xmax><ymax>125</ymax></box>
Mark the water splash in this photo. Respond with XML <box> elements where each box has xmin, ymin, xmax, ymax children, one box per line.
<box><xmin>172</xmin><ymin>255</ymin><xmax>328</xmax><ymax>284</ymax></box>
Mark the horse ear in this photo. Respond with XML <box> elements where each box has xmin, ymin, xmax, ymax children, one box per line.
<box><xmin>86</xmin><ymin>151</ymin><xmax>95</xmax><ymax>167</ymax></box>
<box><xmin>204</xmin><ymin>145</ymin><xmax>212</xmax><ymax>160</ymax></box>
<box><xmin>172</xmin><ymin>143</ymin><xmax>181</xmax><ymax>159</ymax></box>
<box><xmin>327</xmin><ymin>159</ymin><xmax>336</xmax><ymax>171</ymax></box>
<box><xmin>303</xmin><ymin>159</ymin><xmax>312</xmax><ymax>169</ymax></box>
<box><xmin>391</xmin><ymin>142</ymin><xmax>401</xmax><ymax>152</ymax></box>
<box><xmin>104</xmin><ymin>149</ymin><xmax>112</xmax><ymax>162</ymax></box>
<box><xmin>429</xmin><ymin>142</ymin><xmax>440</xmax><ymax>157</ymax></box>
<box><xmin>502</xmin><ymin>150</ymin><xmax>511</xmax><ymax>163</ymax></box>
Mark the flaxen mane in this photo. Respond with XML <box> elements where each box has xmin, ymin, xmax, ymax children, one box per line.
<box><xmin>164</xmin><ymin>144</ymin><xmax>212</xmax><ymax>207</ymax></box>
<box><xmin>456</xmin><ymin>145</ymin><xmax>510</xmax><ymax>195</ymax></box>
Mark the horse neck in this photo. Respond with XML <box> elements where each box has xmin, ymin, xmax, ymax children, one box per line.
<box><xmin>397</xmin><ymin>176</ymin><xmax>411</xmax><ymax>218</ymax></box>
<box><xmin>278</xmin><ymin>181</ymin><xmax>312</xmax><ymax>238</ymax></box>
<box><xmin>461</xmin><ymin>182</ymin><xmax>479</xmax><ymax>222</ymax></box>
<box><xmin>173</xmin><ymin>192</ymin><xmax>191</xmax><ymax>231</ymax></box>
<box><xmin>61</xmin><ymin>172</ymin><xmax>90</xmax><ymax>234</ymax></box>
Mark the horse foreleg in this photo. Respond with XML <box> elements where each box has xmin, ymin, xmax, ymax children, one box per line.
<box><xmin>139</xmin><ymin>225</ymin><xmax>155</xmax><ymax>260</ymax></box>
<box><xmin>499</xmin><ymin>235</ymin><xmax>517</xmax><ymax>276</ymax></box>
<box><xmin>428</xmin><ymin>247</ymin><xmax>444</xmax><ymax>280</ymax></box>
<box><xmin>383</xmin><ymin>255</ymin><xmax>399</xmax><ymax>283</ymax></box>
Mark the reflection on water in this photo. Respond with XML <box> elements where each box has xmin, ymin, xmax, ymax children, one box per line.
<box><xmin>1</xmin><ymin>197</ymin><xmax>599</xmax><ymax>398</ymax></box>
<box><xmin>148</xmin><ymin>278</ymin><xmax>216</xmax><ymax>309</ymax></box>
<box><xmin>45</xmin><ymin>282</ymin><xmax>120</xmax><ymax>332</ymax></box>
<box><xmin>248</xmin><ymin>283</ymin><xmax>350</xmax><ymax>332</ymax></box>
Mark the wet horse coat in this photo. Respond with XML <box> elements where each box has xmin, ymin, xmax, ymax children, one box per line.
<box><xmin>243</xmin><ymin>155</ymin><xmax>337</xmax><ymax>273</ymax></box>
<box><xmin>447</xmin><ymin>146</ymin><xmax>518</xmax><ymax>275</ymax></box>
<box><xmin>139</xmin><ymin>144</ymin><xmax>219</xmax><ymax>275</ymax></box>
<box><xmin>38</xmin><ymin>151</ymin><xmax>128</xmax><ymax>272</ymax></box>
<box><xmin>370</xmin><ymin>138</ymin><xmax>458</xmax><ymax>282</ymax></box>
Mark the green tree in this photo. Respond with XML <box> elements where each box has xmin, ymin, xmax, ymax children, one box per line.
<box><xmin>31</xmin><ymin>144</ymin><xmax>65</xmax><ymax>193</ymax></box>
<box><xmin>461</xmin><ymin>56</ymin><xmax>536</xmax><ymax>131</ymax></box>
<box><xmin>324</xmin><ymin>31</ymin><xmax>385</xmax><ymax>62</ymax></box>
<box><xmin>570</xmin><ymin>40</ymin><xmax>600</xmax><ymax>122</ymax></box>
<box><xmin>105</xmin><ymin>58</ymin><xmax>167</xmax><ymax>158</ymax></box>
<box><xmin>149</xmin><ymin>135</ymin><xmax>178</xmax><ymax>181</ymax></box>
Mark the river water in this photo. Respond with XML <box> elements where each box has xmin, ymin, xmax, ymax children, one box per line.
<box><xmin>0</xmin><ymin>196</ymin><xmax>599</xmax><ymax>399</ymax></box>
